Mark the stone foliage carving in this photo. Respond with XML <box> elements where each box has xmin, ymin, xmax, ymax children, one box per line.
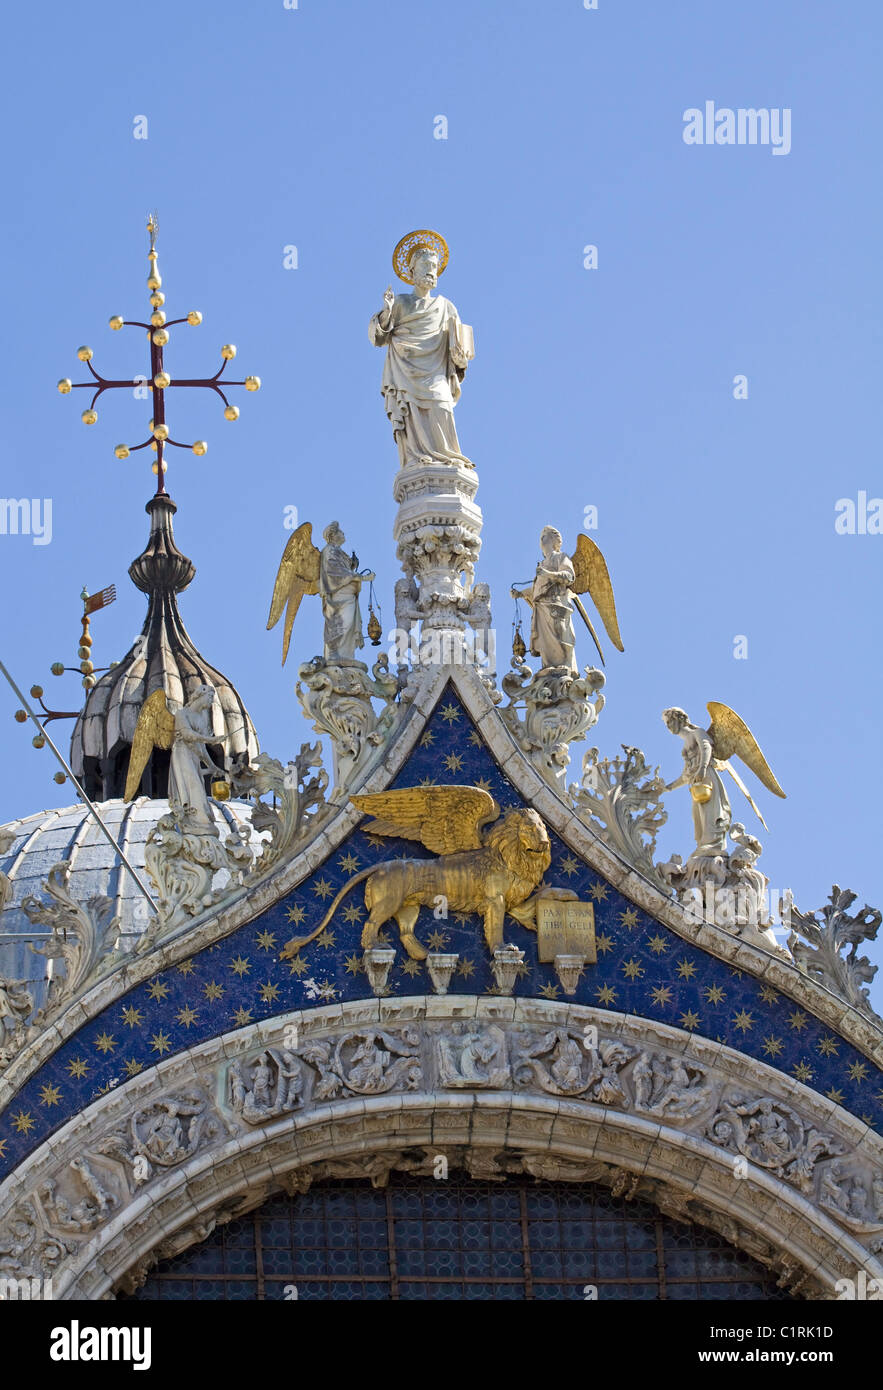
<box><xmin>0</xmin><ymin>975</ymin><xmax>33</xmax><ymax>1065</ymax></box>
<box><xmin>98</xmin><ymin>1087</ymin><xmax>223</xmax><ymax>1184</ymax></box>
<box><xmin>706</xmin><ymin>1095</ymin><xmax>844</xmax><ymax>1191</ymax></box>
<box><xmin>297</xmin><ymin>655</ymin><xmax>400</xmax><ymax>796</ymax></box>
<box><xmin>658</xmin><ymin>823</ymin><xmax>787</xmax><ymax>957</ymax></box>
<box><xmin>22</xmin><ymin>862</ymin><xmax>121</xmax><ymax>1024</ymax></box>
<box><xmin>787</xmin><ymin>886</ymin><xmax>881</xmax><ymax>1022</ymax></box>
<box><xmin>0</xmin><ymin>1199</ymin><xmax>75</xmax><ymax>1283</ymax></box>
<box><xmin>514</xmin><ymin>1028</ymin><xmax>633</xmax><ymax>1101</ymax></box>
<box><xmin>231</xmin><ymin>743</ymin><xmax>330</xmax><ymax>873</ymax></box>
<box><xmin>501</xmin><ymin>662</ymin><xmax>606</xmax><ymax>787</ymax></box>
<box><xmin>571</xmin><ymin>745</ymin><xmax>667</xmax><ymax>884</ymax></box>
<box><xmin>141</xmin><ymin>800</ymin><xmax>254</xmax><ymax>940</ymax></box>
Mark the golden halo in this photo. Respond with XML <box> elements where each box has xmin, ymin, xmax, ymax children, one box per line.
<box><xmin>392</xmin><ymin>229</ymin><xmax>449</xmax><ymax>285</ymax></box>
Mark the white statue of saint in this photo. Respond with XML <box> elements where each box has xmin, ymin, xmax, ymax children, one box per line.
<box><xmin>319</xmin><ymin>523</ymin><xmax>375</xmax><ymax>662</ymax></box>
<box><xmin>369</xmin><ymin>230</ymin><xmax>474</xmax><ymax>470</ymax></box>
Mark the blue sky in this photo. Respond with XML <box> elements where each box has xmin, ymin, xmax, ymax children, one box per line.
<box><xmin>1</xmin><ymin>1</ymin><xmax>881</xmax><ymax>998</ymax></box>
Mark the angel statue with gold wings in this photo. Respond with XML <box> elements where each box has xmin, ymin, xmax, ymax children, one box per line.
<box><xmin>267</xmin><ymin>521</ymin><xmax>375</xmax><ymax>666</ymax></box>
<box><xmin>662</xmin><ymin>703</ymin><xmax>786</xmax><ymax>856</ymax></box>
<box><xmin>124</xmin><ymin>685</ymin><xmax>225</xmax><ymax>825</ymax></box>
<box><xmin>511</xmin><ymin>527</ymin><xmax>623</xmax><ymax>673</ymax></box>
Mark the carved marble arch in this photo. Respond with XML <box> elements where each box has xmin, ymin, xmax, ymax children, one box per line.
<box><xmin>4</xmin><ymin>1000</ymin><xmax>880</xmax><ymax>1301</ymax></box>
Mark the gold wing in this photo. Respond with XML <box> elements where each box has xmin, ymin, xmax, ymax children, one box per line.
<box><xmin>124</xmin><ymin>689</ymin><xmax>175</xmax><ymax>801</ymax></box>
<box><xmin>266</xmin><ymin>522</ymin><xmax>321</xmax><ymax>665</ymax></box>
<box><xmin>570</xmin><ymin>534</ymin><xmax>624</xmax><ymax>652</ymax></box>
<box><xmin>706</xmin><ymin>702</ymin><xmax>786</xmax><ymax>799</ymax></box>
<box><xmin>351</xmin><ymin>785</ymin><xmax>500</xmax><ymax>855</ymax></box>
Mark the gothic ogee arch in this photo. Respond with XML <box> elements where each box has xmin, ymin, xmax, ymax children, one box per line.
<box><xmin>2</xmin><ymin>665</ymin><xmax>883</xmax><ymax>1300</ymax></box>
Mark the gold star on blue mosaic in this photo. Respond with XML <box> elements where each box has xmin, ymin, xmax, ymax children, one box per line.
<box><xmin>427</xmin><ymin>929</ymin><xmax>447</xmax><ymax>949</ymax></box>
<box><xmin>762</xmin><ymin>1035</ymin><xmax>784</xmax><ymax>1059</ymax></box>
<box><xmin>596</xmin><ymin>985</ymin><xmax>617</xmax><ymax>1005</ymax></box>
<box><xmin>124</xmin><ymin>1059</ymin><xmax>143</xmax><ymax>1078</ymax></box>
<box><xmin>12</xmin><ymin>1111</ymin><xmax>35</xmax><ymax>1134</ymax></box>
<box><xmin>539</xmin><ymin>982</ymin><xmax>559</xmax><ymax>999</ymax></box>
<box><xmin>457</xmin><ymin>958</ymin><xmax>476</xmax><ymax>978</ymax></box>
<box><xmin>176</xmin><ymin>1006</ymin><xmax>199</xmax><ymax>1027</ymax></box>
<box><xmin>418</xmin><ymin>775</ymin><xmax>438</xmax><ymax>788</ymax></box>
<box><xmin>473</xmin><ymin>776</ymin><xmax>493</xmax><ymax>792</ymax></box>
<box><xmin>848</xmin><ymin>1061</ymin><xmax>869</xmax><ymax>1083</ymax></box>
<box><xmin>338</xmin><ymin>852</ymin><xmax>360</xmax><ymax>874</ymax></box>
<box><xmin>646</xmin><ymin>934</ymin><xmax>667</xmax><ymax>954</ymax></box>
<box><xmin>792</xmin><ymin>1061</ymin><xmax>813</xmax><ymax>1083</ymax></box>
<box><xmin>788</xmin><ymin>1010</ymin><xmax>808</xmax><ymax>1031</ymax></box>
<box><xmin>312</xmin><ymin>878</ymin><xmax>333</xmax><ymax>899</ymax></box>
<box><xmin>679</xmin><ymin>1010</ymin><xmax>701</xmax><ymax>1031</ymax></box>
<box><xmin>287</xmin><ymin>956</ymin><xmax>309</xmax><ymax>976</ymax></box>
<box><xmin>420</xmin><ymin>730</ymin><xmax>435</xmax><ymax>747</ymax></box>
<box><xmin>759</xmin><ymin>985</ymin><xmax>778</xmax><ymax>1004</ymax></box>
<box><xmin>259</xmin><ymin>982</ymin><xmax>280</xmax><ymax>1005</ymax></box>
<box><xmin>316</xmin><ymin>982</ymin><xmax>338</xmax><ymax>1001</ymax></box>
<box><xmin>817</xmin><ymin>1035</ymin><xmax>839</xmax><ymax>1057</ymax></box>
<box><xmin>317</xmin><ymin>930</ymin><xmax>336</xmax><ymax>949</ymax></box>
<box><xmin>0</xmin><ymin>1140</ymin><xmax>7</xmax><ymax>1159</ymax></box>
<box><xmin>703</xmin><ymin>986</ymin><xmax>725</xmax><ymax>1006</ymax></box>
<box><xmin>440</xmin><ymin>702</ymin><xmax>461</xmax><ymax>723</ymax></box>
<box><xmin>622</xmin><ymin>958</ymin><xmax>644</xmax><ymax>980</ymax></box>
<box><xmin>147</xmin><ymin>980</ymin><xmax>169</xmax><ymax>1001</ymax></box>
<box><xmin>230</xmin><ymin>955</ymin><xmax>251</xmax><ymax>976</ymax></box>
<box><xmin>255</xmin><ymin>930</ymin><xmax>277</xmax><ymax>951</ymax></box>
<box><xmin>233</xmin><ymin>1006</ymin><xmax>253</xmax><ymax>1026</ymax></box>
<box><xmin>589</xmin><ymin>882</ymin><xmax>609</xmax><ymax>901</ymax></box>
<box><xmin>150</xmin><ymin>1031</ymin><xmax>172</xmax><ymax>1055</ymax></box>
<box><xmin>341</xmin><ymin>902</ymin><xmax>364</xmax><ymax>924</ymax></box>
<box><xmin>176</xmin><ymin>959</ymin><xmax>196</xmax><ymax>976</ymax></box>
<box><xmin>650</xmin><ymin>986</ymin><xmax>673</xmax><ymax>1007</ymax></box>
<box><xmin>286</xmin><ymin>904</ymin><xmax>306</xmax><ymax>925</ymax></box>
<box><xmin>121</xmin><ymin>1006</ymin><xmax>144</xmax><ymax>1028</ymax></box>
<box><xmin>619</xmin><ymin>907</ymin><xmax>639</xmax><ymax>928</ymax></box>
<box><xmin>676</xmin><ymin>959</ymin><xmax>697</xmax><ymax>980</ymax></box>
<box><xmin>560</xmin><ymin>855</ymin><xmax>580</xmax><ymax>878</ymax></box>
<box><xmin>94</xmin><ymin>1031</ymin><xmax>116</xmax><ymax>1054</ymax></box>
<box><xmin>67</xmin><ymin>1058</ymin><xmax>88</xmax><ymax>1079</ymax></box>
<box><xmin>732</xmin><ymin>1010</ymin><xmax>755</xmax><ymax>1033</ymax></box>
<box><xmin>39</xmin><ymin>1083</ymin><xmax>62</xmax><ymax>1107</ymax></box>
<box><xmin>444</xmin><ymin>752</ymin><xmax>465</xmax><ymax>772</ymax></box>
<box><xmin>596</xmin><ymin>933</ymin><xmax>614</xmax><ymax>955</ymax></box>
<box><xmin>401</xmin><ymin>958</ymin><xmax>422</xmax><ymax>977</ymax></box>
<box><xmin>468</xmin><ymin>730</ymin><xmax>481</xmax><ymax>746</ymax></box>
<box><xmin>203</xmin><ymin>981</ymin><xmax>224</xmax><ymax>1001</ymax></box>
<box><xmin>825</xmin><ymin>1087</ymin><xmax>846</xmax><ymax>1105</ymax></box>
<box><xmin>453</xmin><ymin>912</ymin><xmax>471</xmax><ymax>926</ymax></box>
<box><xmin>343</xmin><ymin>953</ymin><xmax>362</xmax><ymax>975</ymax></box>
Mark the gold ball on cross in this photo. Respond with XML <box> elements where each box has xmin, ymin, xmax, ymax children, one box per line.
<box><xmin>114</xmin><ymin>444</ymin><xmax>130</xmax><ymax>460</ymax></box>
<box><xmin>192</xmin><ymin>440</ymin><xmax>208</xmax><ymax>456</ymax></box>
<box><xmin>187</xmin><ymin>311</ymin><xmax>203</xmax><ymax>326</ymax></box>
<box><xmin>152</xmin><ymin>423</ymin><xmax>169</xmax><ymax>441</ymax></box>
<box><xmin>153</xmin><ymin>371</ymin><xmax>171</xmax><ymax>389</ymax></box>
<box><xmin>245</xmin><ymin>375</ymin><xmax>261</xmax><ymax>392</ymax></box>
<box><xmin>152</xmin><ymin>328</ymin><xmax>169</xmax><ymax>346</ymax></box>
<box><xmin>224</xmin><ymin>405</ymin><xmax>240</xmax><ymax>422</ymax></box>
<box><xmin>57</xmin><ymin>378</ymin><xmax>72</xmax><ymax>394</ymax></box>
<box><xmin>109</xmin><ymin>315</ymin><xmax>124</xmax><ymax>331</ymax></box>
<box><xmin>82</xmin><ymin>408</ymin><xmax>98</xmax><ymax>425</ymax></box>
<box><xmin>221</xmin><ymin>344</ymin><xmax>236</xmax><ymax>360</ymax></box>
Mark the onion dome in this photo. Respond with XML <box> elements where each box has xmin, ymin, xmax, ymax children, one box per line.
<box><xmin>70</xmin><ymin>494</ymin><xmax>258</xmax><ymax>801</ymax></box>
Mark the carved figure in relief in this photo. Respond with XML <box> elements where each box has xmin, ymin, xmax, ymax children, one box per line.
<box><xmin>280</xmin><ymin>785</ymin><xmax>551</xmax><ymax>961</ymax></box>
<box><xmin>437</xmin><ymin>1024</ymin><xmax>510</xmax><ymax>1089</ymax></box>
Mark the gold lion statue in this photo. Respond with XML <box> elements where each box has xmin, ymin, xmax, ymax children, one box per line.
<box><xmin>279</xmin><ymin>786</ymin><xmax>552</xmax><ymax>961</ymax></box>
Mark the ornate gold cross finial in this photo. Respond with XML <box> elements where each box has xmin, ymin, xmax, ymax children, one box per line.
<box><xmin>57</xmin><ymin>217</ymin><xmax>261</xmax><ymax>496</ymax></box>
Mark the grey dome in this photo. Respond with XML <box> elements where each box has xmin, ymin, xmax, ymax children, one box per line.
<box><xmin>0</xmin><ymin>798</ymin><xmax>256</xmax><ymax>1011</ymax></box>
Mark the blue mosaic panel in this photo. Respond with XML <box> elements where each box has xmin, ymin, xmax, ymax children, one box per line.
<box><xmin>1</xmin><ymin>683</ymin><xmax>881</xmax><ymax>1178</ymax></box>
<box><xmin>119</xmin><ymin>1176</ymin><xmax>795</xmax><ymax>1302</ymax></box>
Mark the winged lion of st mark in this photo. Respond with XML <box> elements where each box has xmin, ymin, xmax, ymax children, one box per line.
<box><xmin>280</xmin><ymin>786</ymin><xmax>554</xmax><ymax>962</ymax></box>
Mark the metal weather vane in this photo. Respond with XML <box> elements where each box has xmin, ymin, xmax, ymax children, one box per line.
<box><xmin>57</xmin><ymin>213</ymin><xmax>260</xmax><ymax>495</ymax></box>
